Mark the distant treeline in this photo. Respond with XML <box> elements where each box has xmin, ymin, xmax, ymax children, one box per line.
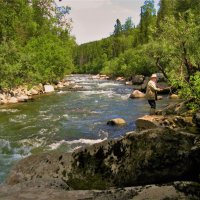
<box><xmin>0</xmin><ymin>0</ymin><xmax>75</xmax><ymax>89</ymax></box>
<box><xmin>74</xmin><ymin>0</ymin><xmax>200</xmax><ymax>109</ymax></box>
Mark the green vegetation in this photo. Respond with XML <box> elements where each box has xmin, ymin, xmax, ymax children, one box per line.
<box><xmin>0</xmin><ymin>0</ymin><xmax>75</xmax><ymax>89</ymax></box>
<box><xmin>74</xmin><ymin>0</ymin><xmax>200</xmax><ymax>109</ymax></box>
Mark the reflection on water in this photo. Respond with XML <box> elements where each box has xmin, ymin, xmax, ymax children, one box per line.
<box><xmin>0</xmin><ymin>74</ymin><xmax>176</xmax><ymax>182</ymax></box>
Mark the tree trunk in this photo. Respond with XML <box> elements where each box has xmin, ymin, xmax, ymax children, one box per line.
<box><xmin>156</xmin><ymin>57</ymin><xmax>169</xmax><ymax>80</ymax></box>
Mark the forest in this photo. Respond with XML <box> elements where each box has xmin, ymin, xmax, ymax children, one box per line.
<box><xmin>0</xmin><ymin>0</ymin><xmax>199</xmax><ymax>109</ymax></box>
<box><xmin>0</xmin><ymin>0</ymin><xmax>75</xmax><ymax>89</ymax></box>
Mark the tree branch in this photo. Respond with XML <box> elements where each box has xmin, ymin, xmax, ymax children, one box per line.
<box><xmin>156</xmin><ymin>57</ymin><xmax>168</xmax><ymax>80</ymax></box>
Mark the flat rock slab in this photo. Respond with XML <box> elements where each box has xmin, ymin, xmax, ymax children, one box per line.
<box><xmin>0</xmin><ymin>182</ymin><xmax>198</xmax><ymax>200</ymax></box>
<box><xmin>135</xmin><ymin>115</ymin><xmax>194</xmax><ymax>130</ymax></box>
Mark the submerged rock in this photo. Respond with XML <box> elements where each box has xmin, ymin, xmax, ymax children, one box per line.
<box><xmin>132</xmin><ymin>75</ymin><xmax>145</xmax><ymax>85</ymax></box>
<box><xmin>116</xmin><ymin>77</ymin><xmax>125</xmax><ymax>82</ymax></box>
<box><xmin>170</xmin><ymin>94</ymin><xmax>179</xmax><ymax>99</ymax></box>
<box><xmin>107</xmin><ymin>118</ymin><xmax>126</xmax><ymax>126</ymax></box>
<box><xmin>130</xmin><ymin>90</ymin><xmax>145</xmax><ymax>98</ymax></box>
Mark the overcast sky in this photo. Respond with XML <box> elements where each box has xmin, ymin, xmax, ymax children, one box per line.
<box><xmin>56</xmin><ymin>0</ymin><xmax>160</xmax><ymax>44</ymax></box>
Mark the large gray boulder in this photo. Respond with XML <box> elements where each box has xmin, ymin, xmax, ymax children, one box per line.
<box><xmin>132</xmin><ymin>75</ymin><xmax>145</xmax><ymax>85</ymax></box>
<box><xmin>6</xmin><ymin>128</ymin><xmax>200</xmax><ymax>190</ymax></box>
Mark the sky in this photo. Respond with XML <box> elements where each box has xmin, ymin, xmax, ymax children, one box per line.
<box><xmin>56</xmin><ymin>0</ymin><xmax>160</xmax><ymax>44</ymax></box>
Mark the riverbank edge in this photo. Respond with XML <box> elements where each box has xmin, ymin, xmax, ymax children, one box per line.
<box><xmin>0</xmin><ymin>76</ymin><xmax>87</xmax><ymax>106</ymax></box>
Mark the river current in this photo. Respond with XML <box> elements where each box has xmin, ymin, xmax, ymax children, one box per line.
<box><xmin>0</xmin><ymin>75</ymin><xmax>174</xmax><ymax>183</ymax></box>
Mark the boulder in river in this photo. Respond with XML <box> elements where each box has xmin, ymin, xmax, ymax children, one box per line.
<box><xmin>107</xmin><ymin>118</ymin><xmax>126</xmax><ymax>126</ymax></box>
<box><xmin>157</xmin><ymin>95</ymin><xmax>163</xmax><ymax>100</ymax></box>
<box><xmin>132</xmin><ymin>75</ymin><xmax>145</xmax><ymax>85</ymax></box>
<box><xmin>130</xmin><ymin>90</ymin><xmax>145</xmax><ymax>98</ymax></box>
<box><xmin>116</xmin><ymin>77</ymin><xmax>125</xmax><ymax>82</ymax></box>
<box><xmin>170</xmin><ymin>94</ymin><xmax>179</xmax><ymax>99</ymax></box>
<box><xmin>44</xmin><ymin>85</ymin><xmax>55</xmax><ymax>93</ymax></box>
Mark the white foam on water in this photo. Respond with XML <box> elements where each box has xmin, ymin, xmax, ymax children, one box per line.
<box><xmin>57</xmin><ymin>91</ymin><xmax>69</xmax><ymax>95</ymax></box>
<box><xmin>63</xmin><ymin>114</ymin><xmax>69</xmax><ymax>119</ymax></box>
<box><xmin>0</xmin><ymin>109</ymin><xmax>20</xmax><ymax>113</ymax></box>
<box><xmin>0</xmin><ymin>139</ymin><xmax>31</xmax><ymax>160</ymax></box>
<box><xmin>9</xmin><ymin>114</ymin><xmax>27</xmax><ymax>123</ymax></box>
<box><xmin>20</xmin><ymin>125</ymin><xmax>37</xmax><ymax>130</ymax></box>
<box><xmin>79</xmin><ymin>90</ymin><xmax>106</xmax><ymax>96</ymax></box>
<box><xmin>0</xmin><ymin>139</ymin><xmax>12</xmax><ymax>153</ymax></box>
<box><xmin>18</xmin><ymin>138</ymin><xmax>46</xmax><ymax>149</ymax></box>
<box><xmin>79</xmin><ymin>90</ymin><xmax>118</xmax><ymax>99</ymax></box>
<box><xmin>98</xmin><ymin>82</ymin><xmax>121</xmax><ymax>88</ymax></box>
<box><xmin>120</xmin><ymin>94</ymin><xmax>130</xmax><ymax>100</ymax></box>
<box><xmin>90</xmin><ymin>111</ymin><xmax>102</xmax><ymax>114</ymax></box>
<box><xmin>38</xmin><ymin>128</ymin><xmax>48</xmax><ymax>135</ymax></box>
<box><xmin>39</xmin><ymin>110</ymin><xmax>50</xmax><ymax>114</ymax></box>
<box><xmin>48</xmin><ymin>138</ymin><xmax>107</xmax><ymax>150</ymax></box>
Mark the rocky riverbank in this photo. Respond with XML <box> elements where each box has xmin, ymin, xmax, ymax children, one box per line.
<box><xmin>0</xmin><ymin>79</ymin><xmax>83</xmax><ymax>105</ymax></box>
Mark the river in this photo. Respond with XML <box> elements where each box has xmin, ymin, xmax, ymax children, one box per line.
<box><xmin>0</xmin><ymin>75</ymin><xmax>174</xmax><ymax>183</ymax></box>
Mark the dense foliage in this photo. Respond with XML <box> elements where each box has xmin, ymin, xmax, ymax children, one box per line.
<box><xmin>0</xmin><ymin>0</ymin><xmax>75</xmax><ymax>89</ymax></box>
<box><xmin>74</xmin><ymin>0</ymin><xmax>200</xmax><ymax>109</ymax></box>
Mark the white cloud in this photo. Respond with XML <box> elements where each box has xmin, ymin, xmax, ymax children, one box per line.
<box><xmin>56</xmin><ymin>0</ymin><xmax>160</xmax><ymax>44</ymax></box>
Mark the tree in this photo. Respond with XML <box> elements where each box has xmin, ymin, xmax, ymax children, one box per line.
<box><xmin>139</xmin><ymin>0</ymin><xmax>156</xmax><ymax>44</ymax></box>
<box><xmin>157</xmin><ymin>0</ymin><xmax>176</xmax><ymax>25</ymax></box>
<box><xmin>113</xmin><ymin>19</ymin><xmax>123</xmax><ymax>36</ymax></box>
<box><xmin>123</xmin><ymin>17</ymin><xmax>134</xmax><ymax>32</ymax></box>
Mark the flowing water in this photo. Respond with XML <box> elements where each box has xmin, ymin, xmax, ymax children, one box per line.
<box><xmin>0</xmin><ymin>75</ymin><xmax>175</xmax><ymax>183</ymax></box>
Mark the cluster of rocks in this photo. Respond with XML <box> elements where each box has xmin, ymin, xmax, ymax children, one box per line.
<box><xmin>0</xmin><ymin>80</ymin><xmax>83</xmax><ymax>105</ymax></box>
<box><xmin>130</xmin><ymin>74</ymin><xmax>169</xmax><ymax>92</ymax></box>
<box><xmin>127</xmin><ymin>73</ymin><xmax>180</xmax><ymax>99</ymax></box>
<box><xmin>0</xmin><ymin>85</ymin><xmax>43</xmax><ymax>104</ymax></box>
<box><xmin>92</xmin><ymin>74</ymin><xmax>110</xmax><ymax>80</ymax></box>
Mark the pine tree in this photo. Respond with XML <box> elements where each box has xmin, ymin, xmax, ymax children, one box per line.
<box><xmin>113</xmin><ymin>19</ymin><xmax>123</xmax><ymax>36</ymax></box>
<box><xmin>123</xmin><ymin>17</ymin><xmax>134</xmax><ymax>32</ymax></box>
<box><xmin>139</xmin><ymin>0</ymin><xmax>156</xmax><ymax>44</ymax></box>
